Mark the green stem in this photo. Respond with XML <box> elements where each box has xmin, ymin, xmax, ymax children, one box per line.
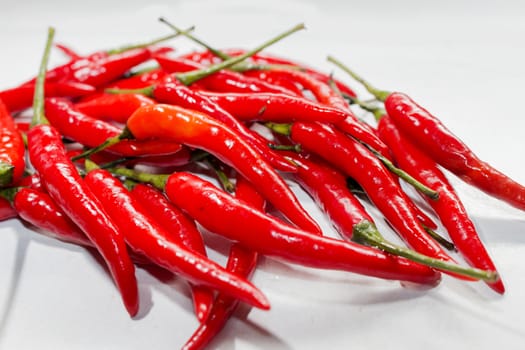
<box><xmin>345</xmin><ymin>94</ymin><xmax>385</xmax><ymax>122</ymax></box>
<box><xmin>0</xmin><ymin>186</ymin><xmax>21</xmax><ymax>203</ymax></box>
<box><xmin>327</xmin><ymin>55</ymin><xmax>390</xmax><ymax>102</ymax></box>
<box><xmin>106</xmin><ymin>26</ymin><xmax>195</xmax><ymax>55</ymax></box>
<box><xmin>424</xmin><ymin>225</ymin><xmax>456</xmax><ymax>252</ymax></box>
<box><xmin>268</xmin><ymin>143</ymin><xmax>302</xmax><ymax>152</ymax></box>
<box><xmin>0</xmin><ymin>162</ymin><xmax>15</xmax><ymax>187</ymax></box>
<box><xmin>70</xmin><ymin>127</ymin><xmax>134</xmax><ymax>162</ymax></box>
<box><xmin>105</xmin><ymin>85</ymin><xmax>155</xmax><ymax>96</ymax></box>
<box><xmin>175</xmin><ymin>23</ymin><xmax>305</xmax><ymax>86</ymax></box>
<box><xmin>203</xmin><ymin>157</ymin><xmax>235</xmax><ymax>193</ymax></box>
<box><xmin>352</xmin><ymin>221</ymin><xmax>499</xmax><ymax>283</ymax></box>
<box><xmin>31</xmin><ymin>27</ymin><xmax>55</xmax><ymax>127</ymax></box>
<box><xmin>106</xmin><ymin>166</ymin><xmax>169</xmax><ymax>190</ymax></box>
<box><xmin>362</xmin><ymin>142</ymin><xmax>439</xmax><ymax>200</ymax></box>
<box><xmin>265</xmin><ymin>122</ymin><xmax>292</xmax><ymax>136</ymax></box>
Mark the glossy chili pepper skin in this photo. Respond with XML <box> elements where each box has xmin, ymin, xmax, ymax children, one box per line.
<box><xmin>84</xmin><ymin>169</ymin><xmax>270</xmax><ymax>310</ymax></box>
<box><xmin>154</xmin><ymin>55</ymin><xmax>295</xmax><ymax>95</ymax></box>
<box><xmin>200</xmin><ymin>91</ymin><xmax>348</xmax><ymax>124</ymax></box>
<box><xmin>127</xmin><ymin>104</ymin><xmax>320</xmax><ymax>234</ymax></box>
<box><xmin>183</xmin><ymin>175</ymin><xmax>264</xmax><ymax>350</ymax></box>
<box><xmin>377</xmin><ymin>116</ymin><xmax>505</xmax><ymax>294</ymax></box>
<box><xmin>288</xmin><ymin>122</ymin><xmax>455</xmax><ymax>264</ymax></box>
<box><xmin>165</xmin><ymin>172</ymin><xmax>441</xmax><ymax>285</ymax></box>
<box><xmin>385</xmin><ymin>92</ymin><xmax>525</xmax><ymax>211</ymax></box>
<box><xmin>27</xmin><ymin>124</ymin><xmax>139</xmax><ymax>316</ymax></box>
<box><xmin>0</xmin><ymin>197</ymin><xmax>17</xmax><ymax>221</ymax></box>
<box><xmin>243</xmin><ymin>70</ymin><xmax>304</xmax><ymax>96</ymax></box>
<box><xmin>13</xmin><ymin>187</ymin><xmax>92</xmax><ymax>247</ymax></box>
<box><xmin>45</xmin><ymin>98</ymin><xmax>182</xmax><ymax>157</ymax></box>
<box><xmin>0</xmin><ymin>82</ymin><xmax>96</xmax><ymax>113</ymax></box>
<box><xmin>75</xmin><ymin>93</ymin><xmax>155</xmax><ymax>123</ymax></box>
<box><xmin>151</xmin><ymin>81</ymin><xmax>297</xmax><ymax>173</ymax></box>
<box><xmin>130</xmin><ymin>183</ymin><xmax>213</xmax><ymax>321</ymax></box>
<box><xmin>0</xmin><ymin>99</ymin><xmax>26</xmax><ymax>186</ymax></box>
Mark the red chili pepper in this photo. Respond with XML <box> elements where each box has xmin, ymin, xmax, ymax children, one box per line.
<box><xmin>377</xmin><ymin>115</ymin><xmax>505</xmax><ymax>293</ymax></box>
<box><xmin>129</xmin><ymin>80</ymin><xmax>297</xmax><ymax>173</ymax></box>
<box><xmin>0</xmin><ymin>81</ymin><xmax>96</xmax><ymax>113</ymax></box>
<box><xmin>27</xmin><ymin>124</ymin><xmax>139</xmax><ymax>316</ymax></box>
<box><xmin>0</xmin><ymin>99</ymin><xmax>26</xmax><ymax>186</ymax></box>
<box><xmin>54</xmin><ymin>43</ymin><xmax>81</xmax><ymax>59</ymax></box>
<box><xmin>182</xmin><ymin>175</ymin><xmax>263</xmax><ymax>350</ymax></box>
<box><xmin>75</xmin><ymin>93</ymin><xmax>155</xmax><ymax>123</ymax></box>
<box><xmin>154</xmin><ymin>55</ymin><xmax>296</xmax><ymax>95</ymax></box>
<box><xmin>129</xmin><ymin>183</ymin><xmax>214</xmax><ymax>321</ymax></box>
<box><xmin>279</xmin><ymin>122</ymin><xmax>458</xmax><ymax>266</ymax></box>
<box><xmin>200</xmin><ymin>91</ymin><xmax>348</xmax><ymax>124</ymax></box>
<box><xmin>84</xmin><ymin>168</ymin><xmax>270</xmax><ymax>310</ymax></box>
<box><xmin>164</xmin><ymin>171</ymin><xmax>441</xmax><ymax>285</ymax></box>
<box><xmin>127</xmin><ymin>103</ymin><xmax>320</xmax><ymax>234</ymax></box>
<box><xmin>385</xmin><ymin>92</ymin><xmax>525</xmax><ymax>211</ymax></box>
<box><xmin>12</xmin><ymin>187</ymin><xmax>93</xmax><ymax>247</ymax></box>
<box><xmin>0</xmin><ymin>196</ymin><xmax>17</xmax><ymax>221</ymax></box>
<box><xmin>17</xmin><ymin>174</ymin><xmax>43</xmax><ymax>191</ymax></box>
<box><xmin>45</xmin><ymin>98</ymin><xmax>183</xmax><ymax>157</ymax></box>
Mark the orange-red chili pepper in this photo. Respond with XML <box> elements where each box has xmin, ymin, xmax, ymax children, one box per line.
<box><xmin>0</xmin><ymin>98</ymin><xmax>26</xmax><ymax>186</ymax></box>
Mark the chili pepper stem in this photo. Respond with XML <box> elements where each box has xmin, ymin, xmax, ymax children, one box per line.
<box><xmin>31</xmin><ymin>27</ymin><xmax>55</xmax><ymax>128</ymax></box>
<box><xmin>106</xmin><ymin>26</ymin><xmax>195</xmax><ymax>55</ymax></box>
<box><xmin>175</xmin><ymin>23</ymin><xmax>305</xmax><ymax>86</ymax></box>
<box><xmin>0</xmin><ymin>186</ymin><xmax>20</xmax><ymax>202</ymax></box>
<box><xmin>423</xmin><ymin>225</ymin><xmax>456</xmax><ymax>252</ymax></box>
<box><xmin>327</xmin><ymin>56</ymin><xmax>390</xmax><ymax>102</ymax></box>
<box><xmin>105</xmin><ymin>86</ymin><xmax>155</xmax><ymax>96</ymax></box>
<box><xmin>352</xmin><ymin>220</ymin><xmax>499</xmax><ymax>282</ymax></box>
<box><xmin>106</xmin><ymin>166</ymin><xmax>169</xmax><ymax>190</ymax></box>
<box><xmin>202</xmin><ymin>157</ymin><xmax>235</xmax><ymax>193</ymax></box>
<box><xmin>0</xmin><ymin>163</ymin><xmax>15</xmax><ymax>187</ymax></box>
<box><xmin>265</xmin><ymin>122</ymin><xmax>292</xmax><ymax>136</ymax></box>
<box><xmin>268</xmin><ymin>143</ymin><xmax>302</xmax><ymax>152</ymax></box>
<box><xmin>71</xmin><ymin>128</ymin><xmax>134</xmax><ymax>161</ymax></box>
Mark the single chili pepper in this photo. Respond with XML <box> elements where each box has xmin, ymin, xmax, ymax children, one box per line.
<box><xmin>108</xmin><ymin>81</ymin><xmax>298</xmax><ymax>173</ymax></box>
<box><xmin>75</xmin><ymin>93</ymin><xmax>155</xmax><ymax>123</ymax></box>
<box><xmin>183</xmin><ymin>174</ymin><xmax>263</xmax><ymax>350</ymax></box>
<box><xmin>330</xmin><ymin>57</ymin><xmax>525</xmax><ymax>212</ymax></box>
<box><xmin>164</xmin><ymin>171</ymin><xmax>441</xmax><ymax>285</ymax></box>
<box><xmin>0</xmin><ymin>99</ymin><xmax>26</xmax><ymax>187</ymax></box>
<box><xmin>282</xmin><ymin>152</ymin><xmax>496</xmax><ymax>281</ymax></box>
<box><xmin>199</xmin><ymin>91</ymin><xmax>348</xmax><ymax>124</ymax></box>
<box><xmin>83</xmin><ymin>168</ymin><xmax>270</xmax><ymax>310</ymax></box>
<box><xmin>28</xmin><ymin>27</ymin><xmax>139</xmax><ymax>316</ymax></box>
<box><xmin>154</xmin><ymin>55</ymin><xmax>297</xmax><ymax>95</ymax></box>
<box><xmin>44</xmin><ymin>98</ymin><xmax>183</xmax><ymax>157</ymax></box>
<box><xmin>126</xmin><ymin>103</ymin><xmax>320</xmax><ymax>234</ymax></box>
<box><xmin>269</xmin><ymin>122</ymin><xmax>460</xmax><ymax>267</ymax></box>
<box><xmin>0</xmin><ymin>81</ymin><xmax>96</xmax><ymax>113</ymax></box>
<box><xmin>129</xmin><ymin>183</ymin><xmax>213</xmax><ymax>321</ymax></box>
<box><xmin>377</xmin><ymin>115</ymin><xmax>504</xmax><ymax>293</ymax></box>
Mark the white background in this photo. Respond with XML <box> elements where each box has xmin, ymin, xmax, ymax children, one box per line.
<box><xmin>1</xmin><ymin>0</ymin><xmax>525</xmax><ymax>349</ymax></box>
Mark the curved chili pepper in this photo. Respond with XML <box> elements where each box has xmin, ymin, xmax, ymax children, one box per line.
<box><xmin>200</xmin><ymin>91</ymin><xmax>348</xmax><ymax>124</ymax></box>
<box><xmin>127</xmin><ymin>103</ymin><xmax>320</xmax><ymax>234</ymax></box>
<box><xmin>154</xmin><ymin>55</ymin><xmax>296</xmax><ymax>95</ymax></box>
<box><xmin>125</xmin><ymin>80</ymin><xmax>297</xmax><ymax>173</ymax></box>
<box><xmin>0</xmin><ymin>81</ymin><xmax>96</xmax><ymax>112</ymax></box>
<box><xmin>385</xmin><ymin>92</ymin><xmax>525</xmax><ymax>211</ymax></box>
<box><xmin>183</xmin><ymin>175</ymin><xmax>263</xmax><ymax>350</ymax></box>
<box><xmin>129</xmin><ymin>183</ymin><xmax>213</xmax><ymax>321</ymax></box>
<box><xmin>0</xmin><ymin>99</ymin><xmax>25</xmax><ymax>186</ymax></box>
<box><xmin>279</xmin><ymin>122</ymin><xmax>460</xmax><ymax>267</ymax></box>
<box><xmin>377</xmin><ymin>115</ymin><xmax>505</xmax><ymax>293</ymax></box>
<box><xmin>45</xmin><ymin>98</ymin><xmax>182</xmax><ymax>157</ymax></box>
<box><xmin>27</xmin><ymin>124</ymin><xmax>139</xmax><ymax>316</ymax></box>
<box><xmin>164</xmin><ymin>171</ymin><xmax>441</xmax><ymax>285</ymax></box>
<box><xmin>75</xmin><ymin>93</ymin><xmax>155</xmax><ymax>123</ymax></box>
<box><xmin>84</xmin><ymin>168</ymin><xmax>270</xmax><ymax>310</ymax></box>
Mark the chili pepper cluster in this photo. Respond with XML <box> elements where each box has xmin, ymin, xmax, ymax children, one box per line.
<box><xmin>0</xmin><ymin>21</ymin><xmax>522</xmax><ymax>349</ymax></box>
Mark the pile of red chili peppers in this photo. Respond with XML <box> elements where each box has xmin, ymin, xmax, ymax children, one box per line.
<box><xmin>0</xmin><ymin>21</ymin><xmax>521</xmax><ymax>349</ymax></box>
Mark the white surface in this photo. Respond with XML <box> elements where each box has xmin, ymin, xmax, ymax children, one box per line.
<box><xmin>1</xmin><ymin>1</ymin><xmax>525</xmax><ymax>349</ymax></box>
